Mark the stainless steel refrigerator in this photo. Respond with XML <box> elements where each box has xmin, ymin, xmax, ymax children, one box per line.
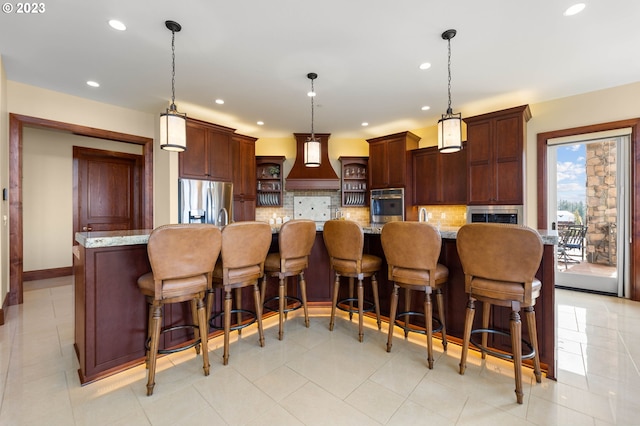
<box><xmin>178</xmin><ymin>178</ymin><xmax>233</xmax><ymax>226</ymax></box>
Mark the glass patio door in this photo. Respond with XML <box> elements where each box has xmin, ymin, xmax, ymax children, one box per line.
<box><xmin>547</xmin><ymin>131</ymin><xmax>630</xmax><ymax>296</ymax></box>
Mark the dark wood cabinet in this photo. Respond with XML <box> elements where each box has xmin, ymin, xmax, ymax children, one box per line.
<box><xmin>465</xmin><ymin>105</ymin><xmax>531</xmax><ymax>205</ymax></box>
<box><xmin>256</xmin><ymin>156</ymin><xmax>285</xmax><ymax>207</ymax></box>
<box><xmin>367</xmin><ymin>131</ymin><xmax>420</xmax><ymax>190</ymax></box>
<box><xmin>339</xmin><ymin>156</ymin><xmax>368</xmax><ymax>207</ymax></box>
<box><xmin>232</xmin><ymin>134</ymin><xmax>257</xmax><ymax>221</ymax></box>
<box><xmin>180</xmin><ymin>118</ymin><xmax>234</xmax><ymax>181</ymax></box>
<box><xmin>412</xmin><ymin>144</ymin><xmax>467</xmax><ymax>205</ymax></box>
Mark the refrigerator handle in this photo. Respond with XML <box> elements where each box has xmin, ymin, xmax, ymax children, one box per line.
<box><xmin>218</xmin><ymin>207</ymin><xmax>229</xmax><ymax>226</ymax></box>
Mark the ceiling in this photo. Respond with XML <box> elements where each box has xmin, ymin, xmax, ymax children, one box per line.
<box><xmin>1</xmin><ymin>1</ymin><xmax>639</xmax><ymax>139</ymax></box>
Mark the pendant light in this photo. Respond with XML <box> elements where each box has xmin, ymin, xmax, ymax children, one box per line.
<box><xmin>438</xmin><ymin>29</ymin><xmax>462</xmax><ymax>153</ymax></box>
<box><xmin>304</xmin><ymin>72</ymin><xmax>321</xmax><ymax>167</ymax></box>
<box><xmin>160</xmin><ymin>20</ymin><xmax>187</xmax><ymax>152</ymax></box>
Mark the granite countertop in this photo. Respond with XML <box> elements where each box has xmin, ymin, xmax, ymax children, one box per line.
<box><xmin>76</xmin><ymin>223</ymin><xmax>558</xmax><ymax>248</ymax></box>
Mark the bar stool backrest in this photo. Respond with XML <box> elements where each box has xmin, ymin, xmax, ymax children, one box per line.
<box><xmin>323</xmin><ymin>219</ymin><xmax>364</xmax><ymax>265</ymax></box>
<box><xmin>147</xmin><ymin>224</ymin><xmax>221</xmax><ymax>293</ymax></box>
<box><xmin>219</xmin><ymin>221</ymin><xmax>272</xmax><ymax>283</ymax></box>
<box><xmin>278</xmin><ymin>219</ymin><xmax>316</xmax><ymax>271</ymax></box>
<box><xmin>381</xmin><ymin>222</ymin><xmax>442</xmax><ymax>271</ymax></box>
<box><xmin>457</xmin><ymin>224</ymin><xmax>543</xmax><ymax>302</ymax></box>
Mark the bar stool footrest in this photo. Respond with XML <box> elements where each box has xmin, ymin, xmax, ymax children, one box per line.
<box><xmin>394</xmin><ymin>311</ymin><xmax>443</xmax><ymax>335</ymax></box>
<box><xmin>336</xmin><ymin>297</ymin><xmax>375</xmax><ymax>314</ymax></box>
<box><xmin>146</xmin><ymin>324</ymin><xmax>201</xmax><ymax>355</ymax></box>
<box><xmin>263</xmin><ymin>295</ymin><xmax>303</xmax><ymax>314</ymax></box>
<box><xmin>469</xmin><ymin>328</ymin><xmax>535</xmax><ymax>360</ymax></box>
<box><xmin>209</xmin><ymin>309</ymin><xmax>257</xmax><ymax>332</ymax></box>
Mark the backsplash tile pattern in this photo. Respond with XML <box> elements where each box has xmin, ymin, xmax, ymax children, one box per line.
<box><xmin>255</xmin><ymin>190</ymin><xmax>369</xmax><ymax>224</ymax></box>
<box><xmin>255</xmin><ymin>192</ymin><xmax>467</xmax><ymax>227</ymax></box>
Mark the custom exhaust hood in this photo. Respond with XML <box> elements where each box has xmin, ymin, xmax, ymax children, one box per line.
<box><xmin>285</xmin><ymin>133</ymin><xmax>340</xmax><ymax>190</ymax></box>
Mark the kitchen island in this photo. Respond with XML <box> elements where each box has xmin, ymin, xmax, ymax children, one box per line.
<box><xmin>73</xmin><ymin>225</ymin><xmax>557</xmax><ymax>384</ymax></box>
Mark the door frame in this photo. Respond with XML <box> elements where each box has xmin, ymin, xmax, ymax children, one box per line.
<box><xmin>537</xmin><ymin>118</ymin><xmax>640</xmax><ymax>301</ymax></box>
<box><xmin>8</xmin><ymin>113</ymin><xmax>154</xmax><ymax>306</ymax></box>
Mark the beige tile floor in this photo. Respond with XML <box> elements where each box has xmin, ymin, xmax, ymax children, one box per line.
<box><xmin>2</xmin><ymin>276</ymin><xmax>640</xmax><ymax>425</ymax></box>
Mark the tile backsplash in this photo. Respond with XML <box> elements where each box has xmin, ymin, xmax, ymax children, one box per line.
<box><xmin>255</xmin><ymin>190</ymin><xmax>369</xmax><ymax>224</ymax></box>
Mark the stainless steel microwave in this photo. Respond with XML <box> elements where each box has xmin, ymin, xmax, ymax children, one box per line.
<box><xmin>467</xmin><ymin>205</ymin><xmax>523</xmax><ymax>225</ymax></box>
<box><xmin>370</xmin><ymin>188</ymin><xmax>404</xmax><ymax>224</ymax></box>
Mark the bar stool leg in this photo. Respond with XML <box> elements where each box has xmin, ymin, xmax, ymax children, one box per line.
<box><xmin>146</xmin><ymin>303</ymin><xmax>162</xmax><ymax>396</ymax></box>
<box><xmin>348</xmin><ymin>277</ymin><xmax>355</xmax><ymax>320</ymax></box>
<box><xmin>196</xmin><ymin>296</ymin><xmax>210</xmax><ymax>376</ymax></box>
<box><xmin>278</xmin><ymin>276</ymin><xmax>285</xmax><ymax>340</ymax></box>
<box><xmin>424</xmin><ymin>290</ymin><xmax>434</xmax><ymax>369</ymax></box>
<box><xmin>254</xmin><ymin>282</ymin><xmax>265</xmax><ymax>348</ymax></box>
<box><xmin>357</xmin><ymin>278</ymin><xmax>364</xmax><ymax>342</ymax></box>
<box><xmin>481</xmin><ymin>301</ymin><xmax>491</xmax><ymax>359</ymax></box>
<box><xmin>404</xmin><ymin>289</ymin><xmax>412</xmax><ymax>337</ymax></box>
<box><xmin>459</xmin><ymin>298</ymin><xmax>476</xmax><ymax>375</ymax></box>
<box><xmin>260</xmin><ymin>275</ymin><xmax>267</xmax><ymax>308</ymax></box>
<box><xmin>190</xmin><ymin>299</ymin><xmax>201</xmax><ymax>355</ymax></box>
<box><xmin>511</xmin><ymin>304</ymin><xmax>524</xmax><ymax>404</ymax></box>
<box><xmin>299</xmin><ymin>272</ymin><xmax>310</xmax><ymax>328</ymax></box>
<box><xmin>329</xmin><ymin>273</ymin><xmax>340</xmax><ymax>331</ymax></box>
<box><xmin>435</xmin><ymin>288</ymin><xmax>447</xmax><ymax>351</ymax></box>
<box><xmin>235</xmin><ymin>288</ymin><xmax>243</xmax><ymax>335</ymax></box>
<box><xmin>223</xmin><ymin>289</ymin><xmax>232</xmax><ymax>365</ymax></box>
<box><xmin>387</xmin><ymin>283</ymin><xmax>399</xmax><ymax>352</ymax></box>
<box><xmin>371</xmin><ymin>274</ymin><xmax>381</xmax><ymax>330</ymax></box>
<box><xmin>524</xmin><ymin>306</ymin><xmax>542</xmax><ymax>383</ymax></box>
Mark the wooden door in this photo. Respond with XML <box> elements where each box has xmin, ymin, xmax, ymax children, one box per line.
<box><xmin>73</xmin><ymin>147</ymin><xmax>143</xmax><ymax>239</ymax></box>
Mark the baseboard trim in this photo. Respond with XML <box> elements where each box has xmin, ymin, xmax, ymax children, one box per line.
<box><xmin>23</xmin><ymin>267</ymin><xmax>73</xmax><ymax>282</ymax></box>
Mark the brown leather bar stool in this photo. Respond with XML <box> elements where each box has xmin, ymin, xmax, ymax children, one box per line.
<box><xmin>456</xmin><ymin>223</ymin><xmax>544</xmax><ymax>404</ymax></box>
<box><xmin>261</xmin><ymin>219</ymin><xmax>316</xmax><ymax>340</ymax></box>
<box><xmin>323</xmin><ymin>219</ymin><xmax>382</xmax><ymax>342</ymax></box>
<box><xmin>381</xmin><ymin>221</ymin><xmax>448</xmax><ymax>369</ymax></box>
<box><xmin>137</xmin><ymin>224</ymin><xmax>221</xmax><ymax>396</ymax></box>
<box><xmin>208</xmin><ymin>221</ymin><xmax>271</xmax><ymax>365</ymax></box>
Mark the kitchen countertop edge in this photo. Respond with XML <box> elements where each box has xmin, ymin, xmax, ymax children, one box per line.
<box><xmin>76</xmin><ymin>224</ymin><xmax>558</xmax><ymax>248</ymax></box>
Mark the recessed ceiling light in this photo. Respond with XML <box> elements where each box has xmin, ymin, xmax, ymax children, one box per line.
<box><xmin>421</xmin><ymin>106</ymin><xmax>430</xmax><ymax>111</ymax></box>
<box><xmin>564</xmin><ymin>3</ymin><xmax>585</xmax><ymax>16</ymax></box>
<box><xmin>108</xmin><ymin>20</ymin><xmax>126</xmax><ymax>31</ymax></box>
<box><xmin>419</xmin><ymin>62</ymin><xmax>432</xmax><ymax>70</ymax></box>
<box><xmin>361</xmin><ymin>122</ymin><xmax>369</xmax><ymax>127</ymax></box>
<box><xmin>86</xmin><ymin>81</ymin><xmax>100</xmax><ymax>88</ymax></box>
<box><xmin>257</xmin><ymin>121</ymin><xmax>264</xmax><ymax>126</ymax></box>
<box><xmin>215</xmin><ymin>99</ymin><xmax>224</xmax><ymax>105</ymax></box>
<box><xmin>307</xmin><ymin>91</ymin><xmax>316</xmax><ymax>97</ymax></box>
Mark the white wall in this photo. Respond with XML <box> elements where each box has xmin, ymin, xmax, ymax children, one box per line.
<box><xmin>22</xmin><ymin>128</ymin><xmax>142</xmax><ymax>271</ymax></box>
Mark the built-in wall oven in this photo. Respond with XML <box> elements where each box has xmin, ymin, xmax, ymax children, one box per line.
<box><xmin>467</xmin><ymin>205</ymin><xmax>523</xmax><ymax>225</ymax></box>
<box><xmin>370</xmin><ymin>188</ymin><xmax>404</xmax><ymax>224</ymax></box>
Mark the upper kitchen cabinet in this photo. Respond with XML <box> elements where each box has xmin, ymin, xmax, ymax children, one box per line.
<box><xmin>339</xmin><ymin>156</ymin><xmax>368</xmax><ymax>207</ymax></box>
<box><xmin>367</xmin><ymin>131</ymin><xmax>420</xmax><ymax>189</ymax></box>
<box><xmin>412</xmin><ymin>144</ymin><xmax>467</xmax><ymax>205</ymax></box>
<box><xmin>464</xmin><ymin>105</ymin><xmax>531</xmax><ymax>205</ymax></box>
<box><xmin>232</xmin><ymin>133</ymin><xmax>257</xmax><ymax>221</ymax></box>
<box><xmin>256</xmin><ymin>156</ymin><xmax>285</xmax><ymax>207</ymax></box>
<box><xmin>179</xmin><ymin>118</ymin><xmax>234</xmax><ymax>181</ymax></box>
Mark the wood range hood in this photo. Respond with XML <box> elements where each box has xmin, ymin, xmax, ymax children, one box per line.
<box><xmin>285</xmin><ymin>133</ymin><xmax>340</xmax><ymax>190</ymax></box>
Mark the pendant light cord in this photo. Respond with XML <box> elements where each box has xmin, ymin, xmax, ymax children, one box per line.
<box><xmin>310</xmin><ymin>77</ymin><xmax>315</xmax><ymax>138</ymax></box>
<box><xmin>170</xmin><ymin>30</ymin><xmax>176</xmax><ymax>110</ymax></box>
<box><xmin>446</xmin><ymin>36</ymin><xmax>453</xmax><ymax>115</ymax></box>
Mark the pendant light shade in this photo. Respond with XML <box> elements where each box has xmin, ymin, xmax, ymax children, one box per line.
<box><xmin>160</xmin><ymin>20</ymin><xmax>187</xmax><ymax>152</ymax></box>
<box><xmin>304</xmin><ymin>72</ymin><xmax>321</xmax><ymax>167</ymax></box>
<box><xmin>438</xmin><ymin>29</ymin><xmax>462</xmax><ymax>153</ymax></box>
